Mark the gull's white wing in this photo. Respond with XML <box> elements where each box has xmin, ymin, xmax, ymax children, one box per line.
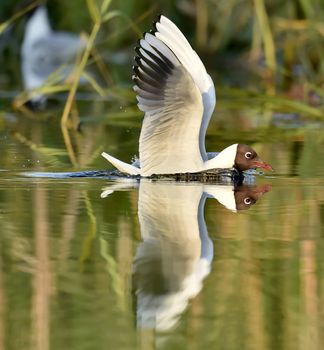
<box><xmin>155</xmin><ymin>16</ymin><xmax>216</xmax><ymax>161</ymax></box>
<box><xmin>134</xmin><ymin>36</ymin><xmax>203</xmax><ymax>176</ymax></box>
<box><xmin>134</xmin><ymin>16</ymin><xmax>216</xmax><ymax>176</ymax></box>
<box><xmin>155</xmin><ymin>16</ymin><xmax>216</xmax><ymax>120</ymax></box>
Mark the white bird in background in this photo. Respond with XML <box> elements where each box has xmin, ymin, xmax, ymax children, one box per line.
<box><xmin>102</xmin><ymin>15</ymin><xmax>272</xmax><ymax>176</ymax></box>
<box><xmin>21</xmin><ymin>5</ymin><xmax>86</xmax><ymax>108</ymax></box>
<box><xmin>101</xmin><ymin>180</ymin><xmax>270</xmax><ymax>332</ymax></box>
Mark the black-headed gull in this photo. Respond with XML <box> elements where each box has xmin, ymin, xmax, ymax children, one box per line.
<box><xmin>21</xmin><ymin>5</ymin><xmax>86</xmax><ymax>108</ymax></box>
<box><xmin>102</xmin><ymin>15</ymin><xmax>272</xmax><ymax>176</ymax></box>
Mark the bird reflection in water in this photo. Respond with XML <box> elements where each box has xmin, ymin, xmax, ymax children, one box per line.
<box><xmin>101</xmin><ymin>181</ymin><xmax>270</xmax><ymax>334</ymax></box>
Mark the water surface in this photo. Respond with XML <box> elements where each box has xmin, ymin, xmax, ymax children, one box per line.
<box><xmin>1</xmin><ymin>101</ymin><xmax>324</xmax><ymax>350</ymax></box>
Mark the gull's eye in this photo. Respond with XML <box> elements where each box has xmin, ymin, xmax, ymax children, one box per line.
<box><xmin>245</xmin><ymin>152</ymin><xmax>252</xmax><ymax>159</ymax></box>
<box><xmin>244</xmin><ymin>197</ymin><xmax>252</xmax><ymax>205</ymax></box>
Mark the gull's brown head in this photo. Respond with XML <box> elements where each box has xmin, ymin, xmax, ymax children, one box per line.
<box><xmin>234</xmin><ymin>184</ymin><xmax>271</xmax><ymax>210</ymax></box>
<box><xmin>234</xmin><ymin>144</ymin><xmax>273</xmax><ymax>172</ymax></box>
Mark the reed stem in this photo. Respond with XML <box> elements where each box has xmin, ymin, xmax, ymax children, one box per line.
<box><xmin>60</xmin><ymin>22</ymin><xmax>101</xmax><ymax>127</ymax></box>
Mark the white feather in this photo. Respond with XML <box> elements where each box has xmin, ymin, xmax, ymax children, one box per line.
<box><xmin>144</xmin><ymin>33</ymin><xmax>180</xmax><ymax>66</ymax></box>
<box><xmin>101</xmin><ymin>152</ymin><xmax>141</xmax><ymax>175</ymax></box>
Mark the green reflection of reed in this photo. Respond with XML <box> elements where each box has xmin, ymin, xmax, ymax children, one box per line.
<box><xmin>0</xmin><ymin>170</ymin><xmax>324</xmax><ymax>349</ymax></box>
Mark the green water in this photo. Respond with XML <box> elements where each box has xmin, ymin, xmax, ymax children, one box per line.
<box><xmin>0</xmin><ymin>97</ymin><xmax>324</xmax><ymax>350</ymax></box>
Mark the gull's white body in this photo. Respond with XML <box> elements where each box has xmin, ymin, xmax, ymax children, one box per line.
<box><xmin>21</xmin><ymin>6</ymin><xmax>86</xmax><ymax>104</ymax></box>
<box><xmin>102</xmin><ymin>15</ymin><xmax>238</xmax><ymax>176</ymax></box>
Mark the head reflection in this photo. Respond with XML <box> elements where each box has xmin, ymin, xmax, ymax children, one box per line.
<box><xmin>234</xmin><ymin>183</ymin><xmax>271</xmax><ymax>211</ymax></box>
<box><xmin>102</xmin><ymin>180</ymin><xmax>270</xmax><ymax>333</ymax></box>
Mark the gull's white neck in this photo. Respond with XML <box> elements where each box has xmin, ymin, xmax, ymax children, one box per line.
<box><xmin>204</xmin><ymin>185</ymin><xmax>237</xmax><ymax>212</ymax></box>
<box><xmin>203</xmin><ymin>144</ymin><xmax>238</xmax><ymax>171</ymax></box>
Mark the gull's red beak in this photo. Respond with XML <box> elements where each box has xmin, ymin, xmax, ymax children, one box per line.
<box><xmin>250</xmin><ymin>184</ymin><xmax>272</xmax><ymax>200</ymax></box>
<box><xmin>252</xmin><ymin>160</ymin><xmax>273</xmax><ymax>171</ymax></box>
<box><xmin>256</xmin><ymin>184</ymin><xmax>272</xmax><ymax>194</ymax></box>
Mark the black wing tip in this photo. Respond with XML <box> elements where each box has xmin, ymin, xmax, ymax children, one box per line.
<box><xmin>143</xmin><ymin>46</ymin><xmax>174</xmax><ymax>71</ymax></box>
<box><xmin>142</xmin><ymin>14</ymin><xmax>162</xmax><ymax>40</ymax></box>
<box><xmin>134</xmin><ymin>46</ymin><xmax>142</xmax><ymax>63</ymax></box>
<box><xmin>139</xmin><ymin>29</ymin><xmax>156</xmax><ymax>44</ymax></box>
<box><xmin>132</xmin><ymin>14</ymin><xmax>173</xmax><ymax>83</ymax></box>
<box><xmin>152</xmin><ymin>14</ymin><xmax>162</xmax><ymax>31</ymax></box>
<box><xmin>156</xmin><ymin>14</ymin><xmax>162</xmax><ymax>23</ymax></box>
<box><xmin>134</xmin><ymin>16</ymin><xmax>161</xmax><ymax>59</ymax></box>
<box><xmin>134</xmin><ymin>43</ymin><xmax>173</xmax><ymax>76</ymax></box>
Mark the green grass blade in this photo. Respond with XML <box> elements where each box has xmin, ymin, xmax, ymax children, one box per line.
<box><xmin>100</xmin><ymin>0</ymin><xmax>112</xmax><ymax>16</ymax></box>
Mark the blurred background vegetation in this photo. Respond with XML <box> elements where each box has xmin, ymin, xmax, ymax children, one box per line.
<box><xmin>0</xmin><ymin>0</ymin><xmax>323</xmax><ymax>102</ymax></box>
